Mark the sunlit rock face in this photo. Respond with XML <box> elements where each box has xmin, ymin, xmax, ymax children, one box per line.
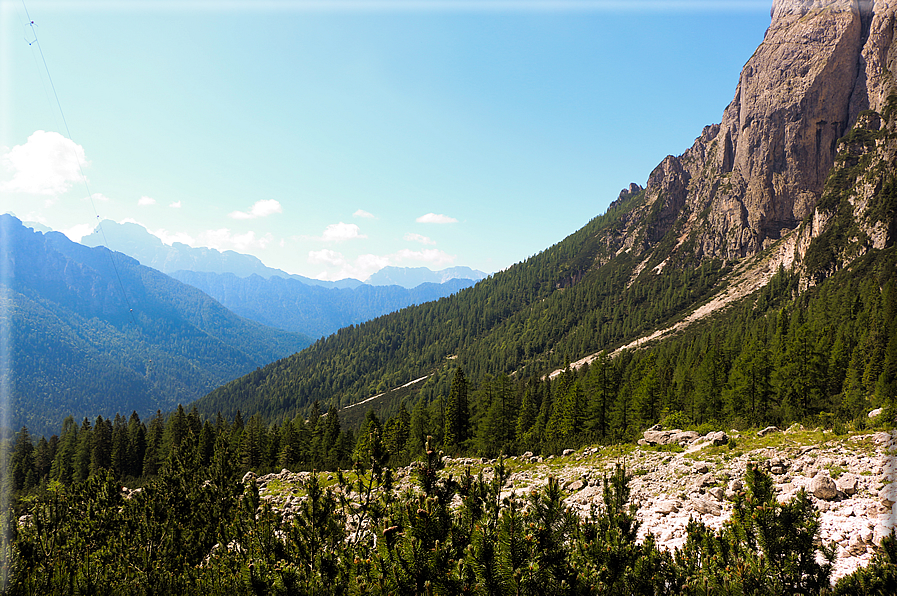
<box><xmin>614</xmin><ymin>0</ymin><xmax>896</xmax><ymax>263</ymax></box>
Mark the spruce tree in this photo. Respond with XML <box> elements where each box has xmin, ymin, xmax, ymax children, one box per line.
<box><xmin>444</xmin><ymin>367</ymin><xmax>470</xmax><ymax>453</ymax></box>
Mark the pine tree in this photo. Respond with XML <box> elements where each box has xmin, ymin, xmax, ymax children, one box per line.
<box><xmin>50</xmin><ymin>415</ymin><xmax>77</xmax><ymax>485</ymax></box>
<box><xmin>385</xmin><ymin>402</ymin><xmax>411</xmax><ymax>461</ymax></box>
<box><xmin>444</xmin><ymin>367</ymin><xmax>470</xmax><ymax>453</ymax></box>
<box><xmin>34</xmin><ymin>435</ymin><xmax>55</xmax><ymax>483</ymax></box>
<box><xmin>142</xmin><ymin>411</ymin><xmax>164</xmax><ymax>478</ymax></box>
<box><xmin>586</xmin><ymin>351</ymin><xmax>613</xmax><ymax>439</ymax></box>
<box><xmin>321</xmin><ymin>406</ymin><xmax>342</xmax><ymax>469</ymax></box>
<box><xmin>515</xmin><ymin>387</ymin><xmax>538</xmax><ymax>445</ymax></box>
<box><xmin>73</xmin><ymin>418</ymin><xmax>93</xmax><ymax>483</ymax></box>
<box><xmin>126</xmin><ymin>411</ymin><xmax>146</xmax><ymax>478</ymax></box>
<box><xmin>110</xmin><ymin>414</ymin><xmax>128</xmax><ymax>478</ymax></box>
<box><xmin>90</xmin><ymin>415</ymin><xmax>112</xmax><ymax>477</ymax></box>
<box><xmin>10</xmin><ymin>427</ymin><xmax>36</xmax><ymax>493</ymax></box>
<box><xmin>353</xmin><ymin>410</ymin><xmax>382</xmax><ymax>469</ymax></box>
<box><xmin>635</xmin><ymin>354</ymin><xmax>661</xmax><ymax>426</ymax></box>
<box><xmin>409</xmin><ymin>398</ymin><xmax>431</xmax><ymax>456</ymax></box>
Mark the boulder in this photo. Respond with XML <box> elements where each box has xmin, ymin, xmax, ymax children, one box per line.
<box><xmin>810</xmin><ymin>473</ymin><xmax>839</xmax><ymax>501</ymax></box>
<box><xmin>642</xmin><ymin>430</ymin><xmax>673</xmax><ymax>445</ymax></box>
<box><xmin>642</xmin><ymin>428</ymin><xmax>699</xmax><ymax>446</ymax></box>
<box><xmin>878</xmin><ymin>482</ymin><xmax>897</xmax><ymax>507</ymax></box>
<box><xmin>705</xmin><ymin>431</ymin><xmax>729</xmax><ymax>446</ymax></box>
<box><xmin>670</xmin><ymin>430</ymin><xmax>699</xmax><ymax>445</ymax></box>
<box><xmin>694</xmin><ymin>473</ymin><xmax>714</xmax><ymax>489</ymax></box>
<box><xmin>757</xmin><ymin>426</ymin><xmax>781</xmax><ymax>437</ymax></box>
<box><xmin>565</xmin><ymin>479</ymin><xmax>585</xmax><ymax>491</ymax></box>
<box><xmin>836</xmin><ymin>474</ymin><xmax>858</xmax><ymax>496</ymax></box>
<box><xmin>655</xmin><ymin>500</ymin><xmax>680</xmax><ymax>515</ymax></box>
<box><xmin>690</xmin><ymin>498</ymin><xmax>722</xmax><ymax>516</ymax></box>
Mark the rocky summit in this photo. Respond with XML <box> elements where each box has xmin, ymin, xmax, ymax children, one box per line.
<box><xmin>609</xmin><ymin>0</ymin><xmax>896</xmax><ymax>270</ymax></box>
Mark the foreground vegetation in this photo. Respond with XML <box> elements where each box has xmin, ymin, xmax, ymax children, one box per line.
<box><xmin>4</xmin><ymin>432</ymin><xmax>897</xmax><ymax>595</ymax></box>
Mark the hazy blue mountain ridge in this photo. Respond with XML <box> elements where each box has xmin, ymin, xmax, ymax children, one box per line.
<box><xmin>170</xmin><ymin>270</ymin><xmax>477</xmax><ymax>338</ymax></box>
<box><xmin>1</xmin><ymin>214</ymin><xmax>312</xmax><ymax>436</ymax></box>
<box><xmin>81</xmin><ymin>220</ymin><xmax>363</xmax><ymax>288</ymax></box>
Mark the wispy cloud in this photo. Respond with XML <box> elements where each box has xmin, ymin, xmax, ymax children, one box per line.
<box><xmin>354</xmin><ymin>209</ymin><xmax>376</xmax><ymax>219</ymax></box>
<box><xmin>229</xmin><ymin>199</ymin><xmax>282</xmax><ymax>219</ymax></box>
<box><xmin>394</xmin><ymin>248</ymin><xmax>455</xmax><ymax>266</ymax></box>
<box><xmin>63</xmin><ymin>223</ymin><xmax>95</xmax><ymax>243</ymax></box>
<box><xmin>154</xmin><ymin>228</ymin><xmax>196</xmax><ymax>246</ymax></box>
<box><xmin>201</xmin><ymin>228</ymin><xmax>273</xmax><ymax>251</ymax></box>
<box><xmin>322</xmin><ymin>222</ymin><xmax>367</xmax><ymax>242</ymax></box>
<box><xmin>404</xmin><ymin>232</ymin><xmax>436</xmax><ymax>245</ymax></box>
<box><xmin>138</xmin><ymin>196</ymin><xmax>156</xmax><ymax>206</ymax></box>
<box><xmin>0</xmin><ymin>130</ymin><xmax>87</xmax><ymax>195</ymax></box>
<box><xmin>309</xmin><ymin>246</ymin><xmax>456</xmax><ymax>281</ymax></box>
<box><xmin>416</xmin><ymin>212</ymin><xmax>457</xmax><ymax>224</ymax></box>
<box><xmin>169</xmin><ymin>201</ymin><xmax>182</xmax><ymax>208</ymax></box>
<box><xmin>308</xmin><ymin>248</ymin><xmax>342</xmax><ymax>265</ymax></box>
<box><xmin>308</xmin><ymin>250</ymin><xmax>389</xmax><ymax>280</ymax></box>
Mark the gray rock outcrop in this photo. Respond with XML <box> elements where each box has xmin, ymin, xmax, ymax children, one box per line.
<box><xmin>602</xmin><ymin>0</ymin><xmax>896</xmax><ymax>267</ymax></box>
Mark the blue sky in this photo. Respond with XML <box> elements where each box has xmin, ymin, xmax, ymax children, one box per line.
<box><xmin>1</xmin><ymin>0</ymin><xmax>771</xmax><ymax>281</ymax></box>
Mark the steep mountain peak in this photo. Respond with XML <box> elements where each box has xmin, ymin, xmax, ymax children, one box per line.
<box><xmin>620</xmin><ymin>0</ymin><xmax>892</xmax><ymax>265</ymax></box>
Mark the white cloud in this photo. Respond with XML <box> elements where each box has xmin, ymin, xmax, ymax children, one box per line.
<box><xmin>416</xmin><ymin>213</ymin><xmax>458</xmax><ymax>224</ymax></box>
<box><xmin>200</xmin><ymin>228</ymin><xmax>273</xmax><ymax>252</ymax></box>
<box><xmin>404</xmin><ymin>232</ymin><xmax>436</xmax><ymax>245</ymax></box>
<box><xmin>83</xmin><ymin>192</ymin><xmax>110</xmax><ymax>202</ymax></box>
<box><xmin>354</xmin><ymin>209</ymin><xmax>376</xmax><ymax>219</ymax></box>
<box><xmin>309</xmin><ymin>250</ymin><xmax>390</xmax><ymax>281</ymax></box>
<box><xmin>63</xmin><ymin>223</ymin><xmax>95</xmax><ymax>243</ymax></box>
<box><xmin>22</xmin><ymin>212</ymin><xmax>48</xmax><ymax>225</ymax></box>
<box><xmin>322</xmin><ymin>222</ymin><xmax>366</xmax><ymax>242</ymax></box>
<box><xmin>154</xmin><ymin>228</ymin><xmax>196</xmax><ymax>246</ymax></box>
<box><xmin>0</xmin><ymin>130</ymin><xmax>88</xmax><ymax>195</ymax></box>
<box><xmin>169</xmin><ymin>201</ymin><xmax>182</xmax><ymax>208</ymax></box>
<box><xmin>308</xmin><ymin>245</ymin><xmax>457</xmax><ymax>281</ymax></box>
<box><xmin>229</xmin><ymin>199</ymin><xmax>282</xmax><ymax>220</ymax></box>
<box><xmin>138</xmin><ymin>196</ymin><xmax>156</xmax><ymax>206</ymax></box>
<box><xmin>308</xmin><ymin>249</ymin><xmax>345</xmax><ymax>266</ymax></box>
<box><xmin>394</xmin><ymin>248</ymin><xmax>456</xmax><ymax>267</ymax></box>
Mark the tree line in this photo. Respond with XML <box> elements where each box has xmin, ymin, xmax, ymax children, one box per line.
<box><xmin>5</xmin><ymin>430</ymin><xmax>896</xmax><ymax>594</ymax></box>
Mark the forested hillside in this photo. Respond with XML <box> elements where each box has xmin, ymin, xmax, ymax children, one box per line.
<box><xmin>194</xmin><ymin>1</ymin><xmax>897</xmax><ymax>440</ymax></box>
<box><xmin>1</xmin><ymin>215</ymin><xmax>312</xmax><ymax>437</ymax></box>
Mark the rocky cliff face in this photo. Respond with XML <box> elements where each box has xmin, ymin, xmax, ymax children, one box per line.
<box><xmin>612</xmin><ymin>0</ymin><xmax>897</xmax><ymax>269</ymax></box>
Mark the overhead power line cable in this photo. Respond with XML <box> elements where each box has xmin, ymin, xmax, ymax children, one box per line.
<box><xmin>19</xmin><ymin>0</ymin><xmax>140</xmax><ymax>329</ymax></box>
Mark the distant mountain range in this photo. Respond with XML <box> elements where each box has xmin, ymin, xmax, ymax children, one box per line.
<box><xmin>79</xmin><ymin>220</ymin><xmax>487</xmax><ymax>289</ymax></box>
<box><xmin>79</xmin><ymin>220</ymin><xmax>363</xmax><ymax>289</ymax></box>
<box><xmin>2</xmin><ymin>214</ymin><xmax>312</xmax><ymax>437</ymax></box>
<box><xmin>77</xmin><ymin>221</ymin><xmax>487</xmax><ymax>337</ymax></box>
<box><xmin>170</xmin><ymin>271</ymin><xmax>477</xmax><ymax>338</ymax></box>
<box><xmin>366</xmin><ymin>266</ymin><xmax>487</xmax><ymax>287</ymax></box>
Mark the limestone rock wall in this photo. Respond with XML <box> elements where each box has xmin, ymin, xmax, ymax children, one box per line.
<box><xmin>612</xmin><ymin>0</ymin><xmax>897</xmax><ymax>266</ymax></box>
